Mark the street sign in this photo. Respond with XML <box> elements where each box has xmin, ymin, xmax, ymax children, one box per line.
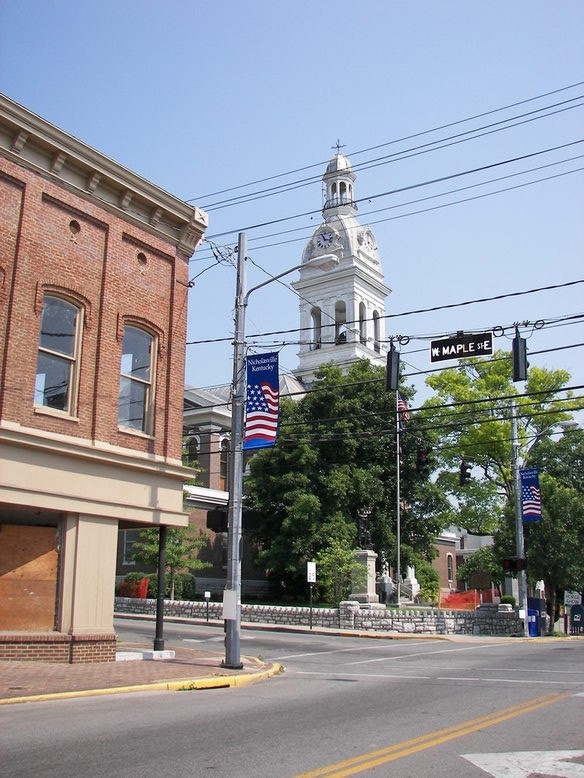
<box><xmin>564</xmin><ymin>590</ymin><xmax>582</xmax><ymax>606</ymax></box>
<box><xmin>306</xmin><ymin>561</ymin><xmax>317</xmax><ymax>583</ymax></box>
<box><xmin>430</xmin><ymin>332</ymin><xmax>493</xmax><ymax>363</ymax></box>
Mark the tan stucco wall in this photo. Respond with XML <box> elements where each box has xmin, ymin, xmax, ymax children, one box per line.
<box><xmin>1</xmin><ymin>422</ymin><xmax>190</xmax><ymax>527</ymax></box>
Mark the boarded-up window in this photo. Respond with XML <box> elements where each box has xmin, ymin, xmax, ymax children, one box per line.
<box><xmin>0</xmin><ymin>524</ymin><xmax>58</xmax><ymax>631</ymax></box>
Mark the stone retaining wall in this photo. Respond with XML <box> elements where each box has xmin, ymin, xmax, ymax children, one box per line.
<box><xmin>115</xmin><ymin>598</ymin><xmax>522</xmax><ymax>636</ymax></box>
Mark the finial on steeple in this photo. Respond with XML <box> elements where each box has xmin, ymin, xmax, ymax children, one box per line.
<box><xmin>331</xmin><ymin>139</ymin><xmax>346</xmax><ymax>155</ymax></box>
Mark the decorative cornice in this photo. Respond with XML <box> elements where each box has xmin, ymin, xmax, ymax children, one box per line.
<box><xmin>0</xmin><ymin>93</ymin><xmax>208</xmax><ymax>257</ymax></box>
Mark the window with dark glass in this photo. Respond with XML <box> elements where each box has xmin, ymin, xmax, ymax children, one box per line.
<box><xmin>35</xmin><ymin>295</ymin><xmax>82</xmax><ymax>414</ymax></box>
<box><xmin>118</xmin><ymin>325</ymin><xmax>155</xmax><ymax>433</ymax></box>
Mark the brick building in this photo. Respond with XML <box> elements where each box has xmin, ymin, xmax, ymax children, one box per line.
<box><xmin>0</xmin><ymin>94</ymin><xmax>207</xmax><ymax>661</ymax></box>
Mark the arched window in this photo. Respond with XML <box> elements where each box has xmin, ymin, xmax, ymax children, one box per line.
<box><xmin>35</xmin><ymin>294</ymin><xmax>83</xmax><ymax>415</ymax></box>
<box><xmin>373</xmin><ymin>311</ymin><xmax>380</xmax><ymax>353</ymax></box>
<box><xmin>118</xmin><ymin>325</ymin><xmax>156</xmax><ymax>434</ymax></box>
<box><xmin>335</xmin><ymin>301</ymin><xmax>347</xmax><ymax>344</ymax></box>
<box><xmin>359</xmin><ymin>302</ymin><xmax>367</xmax><ymax>345</ymax></box>
<box><xmin>219</xmin><ymin>437</ymin><xmax>230</xmax><ymax>491</ymax></box>
<box><xmin>339</xmin><ymin>181</ymin><xmax>347</xmax><ymax>203</ymax></box>
<box><xmin>183</xmin><ymin>435</ymin><xmax>199</xmax><ymax>466</ymax></box>
<box><xmin>447</xmin><ymin>553</ymin><xmax>454</xmax><ymax>583</ymax></box>
<box><xmin>311</xmin><ymin>307</ymin><xmax>322</xmax><ymax>350</ymax></box>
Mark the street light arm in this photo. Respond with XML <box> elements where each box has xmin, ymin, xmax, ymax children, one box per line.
<box><xmin>244</xmin><ymin>254</ymin><xmax>339</xmax><ymax>305</ymax></box>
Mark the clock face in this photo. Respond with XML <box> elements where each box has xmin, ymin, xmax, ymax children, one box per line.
<box><xmin>364</xmin><ymin>231</ymin><xmax>375</xmax><ymax>250</ymax></box>
<box><xmin>316</xmin><ymin>230</ymin><xmax>333</xmax><ymax>249</ymax></box>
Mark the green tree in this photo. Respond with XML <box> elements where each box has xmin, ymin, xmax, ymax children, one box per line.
<box><xmin>524</xmin><ymin>428</ymin><xmax>584</xmax><ymax>629</ymax></box>
<box><xmin>245</xmin><ymin>360</ymin><xmax>450</xmax><ymax>597</ymax></box>
<box><xmin>130</xmin><ymin>526</ymin><xmax>210</xmax><ymax>600</ymax></box>
<box><xmin>313</xmin><ymin>539</ymin><xmax>366</xmax><ymax>604</ymax></box>
<box><xmin>456</xmin><ymin>545</ymin><xmax>505</xmax><ymax>589</ymax></box>
<box><xmin>422</xmin><ymin>350</ymin><xmax>577</xmax><ymax>534</ymax></box>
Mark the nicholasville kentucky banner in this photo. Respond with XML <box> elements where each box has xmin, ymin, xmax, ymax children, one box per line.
<box><xmin>243</xmin><ymin>352</ymin><xmax>280</xmax><ymax>450</ymax></box>
<box><xmin>520</xmin><ymin>467</ymin><xmax>542</xmax><ymax>522</ymax></box>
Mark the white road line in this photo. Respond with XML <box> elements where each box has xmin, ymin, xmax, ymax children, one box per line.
<box><xmin>272</xmin><ymin>641</ymin><xmax>431</xmax><ymax>661</ymax></box>
<box><xmin>437</xmin><ymin>676</ymin><xmax>584</xmax><ymax>686</ymax></box>
<box><xmin>346</xmin><ymin>642</ymin><xmax>507</xmax><ymax>665</ymax></box>
<box><xmin>295</xmin><ymin>671</ymin><xmax>431</xmax><ymax>680</ymax></box>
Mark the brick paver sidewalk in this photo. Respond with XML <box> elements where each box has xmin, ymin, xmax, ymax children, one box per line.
<box><xmin>0</xmin><ymin>643</ymin><xmax>273</xmax><ymax>702</ymax></box>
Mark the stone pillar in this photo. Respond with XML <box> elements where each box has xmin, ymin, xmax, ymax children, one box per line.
<box><xmin>349</xmin><ymin>549</ymin><xmax>379</xmax><ymax>604</ymax></box>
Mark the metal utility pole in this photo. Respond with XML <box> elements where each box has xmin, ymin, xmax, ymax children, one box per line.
<box><xmin>510</xmin><ymin>399</ymin><xmax>529</xmax><ymax>637</ymax></box>
<box><xmin>224</xmin><ymin>232</ymin><xmax>247</xmax><ymax>669</ymax></box>
<box><xmin>395</xmin><ymin>390</ymin><xmax>401</xmax><ymax>607</ymax></box>
<box><xmin>222</xmin><ymin>238</ymin><xmax>338</xmax><ymax>669</ymax></box>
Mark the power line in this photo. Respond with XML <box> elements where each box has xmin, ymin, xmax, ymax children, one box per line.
<box><xmin>186</xmin><ymin>277</ymin><xmax>584</xmax><ymax>345</ymax></box>
<box><xmin>188</xmin><ymin>82</ymin><xmax>584</xmax><ymax>206</ymax></box>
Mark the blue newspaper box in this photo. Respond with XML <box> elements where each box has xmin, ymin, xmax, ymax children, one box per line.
<box><xmin>527</xmin><ymin>609</ymin><xmax>539</xmax><ymax>637</ymax></box>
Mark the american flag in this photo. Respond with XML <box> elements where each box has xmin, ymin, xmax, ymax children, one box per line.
<box><xmin>397</xmin><ymin>393</ymin><xmax>410</xmax><ymax>422</ymax></box>
<box><xmin>520</xmin><ymin>468</ymin><xmax>542</xmax><ymax>521</ymax></box>
<box><xmin>521</xmin><ymin>483</ymin><xmax>541</xmax><ymax>520</ymax></box>
<box><xmin>244</xmin><ymin>381</ymin><xmax>279</xmax><ymax>448</ymax></box>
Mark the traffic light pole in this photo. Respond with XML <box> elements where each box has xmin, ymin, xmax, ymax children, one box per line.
<box><xmin>511</xmin><ymin>399</ymin><xmax>530</xmax><ymax>637</ymax></box>
<box><xmin>395</xmin><ymin>390</ymin><xmax>401</xmax><ymax>608</ymax></box>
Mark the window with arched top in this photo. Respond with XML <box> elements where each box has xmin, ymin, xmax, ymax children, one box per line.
<box><xmin>447</xmin><ymin>553</ymin><xmax>454</xmax><ymax>583</ymax></box>
<box><xmin>311</xmin><ymin>307</ymin><xmax>322</xmax><ymax>350</ymax></box>
<box><xmin>118</xmin><ymin>324</ymin><xmax>156</xmax><ymax>434</ymax></box>
<box><xmin>359</xmin><ymin>302</ymin><xmax>367</xmax><ymax>345</ymax></box>
<box><xmin>335</xmin><ymin>301</ymin><xmax>347</xmax><ymax>344</ymax></box>
<box><xmin>219</xmin><ymin>438</ymin><xmax>230</xmax><ymax>491</ymax></box>
<box><xmin>35</xmin><ymin>294</ymin><xmax>83</xmax><ymax>415</ymax></box>
<box><xmin>373</xmin><ymin>311</ymin><xmax>380</xmax><ymax>353</ymax></box>
<box><xmin>183</xmin><ymin>435</ymin><xmax>199</xmax><ymax>466</ymax></box>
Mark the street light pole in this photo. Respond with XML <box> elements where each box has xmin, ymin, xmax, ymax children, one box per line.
<box><xmin>511</xmin><ymin>399</ymin><xmax>529</xmax><ymax>638</ymax></box>
<box><xmin>223</xmin><ymin>232</ymin><xmax>247</xmax><ymax>668</ymax></box>
<box><xmin>223</xmin><ymin>234</ymin><xmax>338</xmax><ymax>669</ymax></box>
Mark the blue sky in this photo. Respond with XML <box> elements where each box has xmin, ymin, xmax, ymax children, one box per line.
<box><xmin>1</xmin><ymin>1</ymin><xmax>583</xmax><ymax>417</ymax></box>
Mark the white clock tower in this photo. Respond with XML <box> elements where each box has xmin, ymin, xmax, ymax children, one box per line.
<box><xmin>293</xmin><ymin>149</ymin><xmax>391</xmax><ymax>384</ymax></box>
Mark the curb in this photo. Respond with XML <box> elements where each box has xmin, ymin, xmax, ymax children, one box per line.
<box><xmin>0</xmin><ymin>661</ymin><xmax>284</xmax><ymax>706</ymax></box>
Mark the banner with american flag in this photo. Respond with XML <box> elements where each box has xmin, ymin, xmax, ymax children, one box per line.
<box><xmin>520</xmin><ymin>468</ymin><xmax>542</xmax><ymax>522</ymax></box>
<box><xmin>243</xmin><ymin>352</ymin><xmax>280</xmax><ymax>450</ymax></box>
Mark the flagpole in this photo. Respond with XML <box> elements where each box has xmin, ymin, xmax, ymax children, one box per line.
<box><xmin>396</xmin><ymin>389</ymin><xmax>401</xmax><ymax>608</ymax></box>
<box><xmin>511</xmin><ymin>399</ymin><xmax>529</xmax><ymax>637</ymax></box>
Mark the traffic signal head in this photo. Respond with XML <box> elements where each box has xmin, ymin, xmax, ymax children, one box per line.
<box><xmin>459</xmin><ymin>459</ymin><xmax>471</xmax><ymax>486</ymax></box>
<box><xmin>206</xmin><ymin>508</ymin><xmax>228</xmax><ymax>533</ymax></box>
<box><xmin>512</xmin><ymin>331</ymin><xmax>528</xmax><ymax>382</ymax></box>
<box><xmin>416</xmin><ymin>447</ymin><xmax>429</xmax><ymax>473</ymax></box>
<box><xmin>386</xmin><ymin>344</ymin><xmax>400</xmax><ymax>392</ymax></box>
<box><xmin>503</xmin><ymin>558</ymin><xmax>527</xmax><ymax>573</ymax></box>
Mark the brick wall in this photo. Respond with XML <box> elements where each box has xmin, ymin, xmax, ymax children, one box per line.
<box><xmin>0</xmin><ymin>159</ymin><xmax>189</xmax><ymax>460</ymax></box>
<box><xmin>0</xmin><ymin>632</ymin><xmax>117</xmax><ymax>663</ymax></box>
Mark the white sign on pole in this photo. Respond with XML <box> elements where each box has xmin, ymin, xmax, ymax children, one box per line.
<box><xmin>306</xmin><ymin>561</ymin><xmax>317</xmax><ymax>583</ymax></box>
<box><xmin>564</xmin><ymin>590</ymin><xmax>582</xmax><ymax>606</ymax></box>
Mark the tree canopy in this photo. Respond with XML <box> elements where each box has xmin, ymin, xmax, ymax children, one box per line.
<box><xmin>421</xmin><ymin>349</ymin><xmax>578</xmax><ymax>534</ymax></box>
<box><xmin>244</xmin><ymin>359</ymin><xmax>449</xmax><ymax>597</ymax></box>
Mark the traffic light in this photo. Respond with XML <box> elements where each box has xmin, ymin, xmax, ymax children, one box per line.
<box><xmin>206</xmin><ymin>508</ymin><xmax>228</xmax><ymax>533</ymax></box>
<box><xmin>459</xmin><ymin>459</ymin><xmax>471</xmax><ymax>486</ymax></box>
<box><xmin>416</xmin><ymin>447</ymin><xmax>430</xmax><ymax>473</ymax></box>
<box><xmin>386</xmin><ymin>344</ymin><xmax>400</xmax><ymax>392</ymax></box>
<box><xmin>512</xmin><ymin>329</ymin><xmax>528</xmax><ymax>382</ymax></box>
<box><xmin>503</xmin><ymin>558</ymin><xmax>527</xmax><ymax>573</ymax></box>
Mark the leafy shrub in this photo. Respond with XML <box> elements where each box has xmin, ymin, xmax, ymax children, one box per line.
<box><xmin>146</xmin><ymin>572</ymin><xmax>196</xmax><ymax>600</ymax></box>
<box><xmin>500</xmin><ymin>594</ymin><xmax>516</xmax><ymax>607</ymax></box>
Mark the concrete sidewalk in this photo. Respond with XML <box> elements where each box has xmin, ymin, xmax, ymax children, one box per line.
<box><xmin>0</xmin><ymin>642</ymin><xmax>282</xmax><ymax>705</ymax></box>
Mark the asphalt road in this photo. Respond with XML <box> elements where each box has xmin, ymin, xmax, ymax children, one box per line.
<box><xmin>2</xmin><ymin>619</ymin><xmax>583</xmax><ymax>777</ymax></box>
